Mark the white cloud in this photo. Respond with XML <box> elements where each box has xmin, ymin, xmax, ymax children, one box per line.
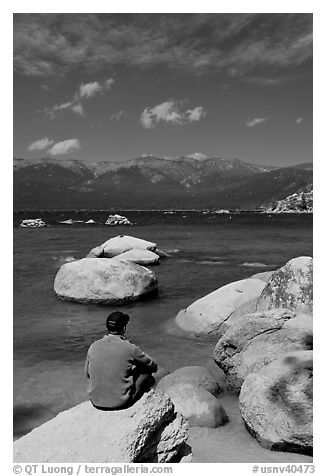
<box><xmin>186</xmin><ymin>106</ymin><xmax>206</xmax><ymax>122</ymax></box>
<box><xmin>110</xmin><ymin>109</ymin><xmax>125</xmax><ymax>122</ymax></box>
<box><xmin>48</xmin><ymin>139</ymin><xmax>80</xmax><ymax>156</ymax></box>
<box><xmin>105</xmin><ymin>78</ymin><xmax>115</xmax><ymax>89</ymax></box>
<box><xmin>245</xmin><ymin>117</ymin><xmax>268</xmax><ymax>127</ymax></box>
<box><xmin>187</xmin><ymin>152</ymin><xmax>208</xmax><ymax>160</ymax></box>
<box><xmin>140</xmin><ymin>100</ymin><xmax>206</xmax><ymax>129</ymax></box>
<box><xmin>79</xmin><ymin>78</ymin><xmax>114</xmax><ymax>98</ymax></box>
<box><xmin>79</xmin><ymin>81</ymin><xmax>102</xmax><ymax>98</ymax></box>
<box><xmin>45</xmin><ymin>77</ymin><xmax>115</xmax><ymax>118</ymax></box>
<box><xmin>71</xmin><ymin>103</ymin><xmax>85</xmax><ymax>116</ymax></box>
<box><xmin>28</xmin><ymin>137</ymin><xmax>54</xmax><ymax>151</ymax></box>
<box><xmin>45</xmin><ymin>101</ymin><xmax>73</xmax><ymax>118</ymax></box>
<box><xmin>140</xmin><ymin>109</ymin><xmax>155</xmax><ymax>129</ymax></box>
<box><xmin>296</xmin><ymin>116</ymin><xmax>304</xmax><ymax>124</ymax></box>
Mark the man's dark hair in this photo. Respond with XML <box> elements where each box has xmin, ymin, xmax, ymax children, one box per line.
<box><xmin>106</xmin><ymin>311</ymin><xmax>130</xmax><ymax>334</ymax></box>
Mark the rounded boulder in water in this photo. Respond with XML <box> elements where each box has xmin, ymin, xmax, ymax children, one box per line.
<box><xmin>54</xmin><ymin>257</ymin><xmax>158</xmax><ymax>304</ymax></box>
<box><xmin>100</xmin><ymin>235</ymin><xmax>157</xmax><ymax>257</ymax></box>
<box><xmin>175</xmin><ymin>278</ymin><xmax>266</xmax><ymax>336</ymax></box>
<box><xmin>114</xmin><ymin>249</ymin><xmax>160</xmax><ymax>266</ymax></box>
<box><xmin>157</xmin><ymin>366</ymin><xmax>222</xmax><ymax>396</ymax></box>
<box><xmin>157</xmin><ymin>382</ymin><xmax>227</xmax><ymax>428</ymax></box>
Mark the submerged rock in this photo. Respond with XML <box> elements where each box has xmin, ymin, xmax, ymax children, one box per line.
<box><xmin>155</xmin><ymin>249</ymin><xmax>169</xmax><ymax>258</ymax></box>
<box><xmin>239</xmin><ymin>350</ymin><xmax>313</xmax><ymax>455</ymax></box>
<box><xmin>114</xmin><ymin>249</ymin><xmax>160</xmax><ymax>266</ymax></box>
<box><xmin>54</xmin><ymin>257</ymin><xmax>158</xmax><ymax>304</ymax></box>
<box><xmin>157</xmin><ymin>366</ymin><xmax>222</xmax><ymax>396</ymax></box>
<box><xmin>175</xmin><ymin>278</ymin><xmax>266</xmax><ymax>335</ymax></box>
<box><xmin>213</xmin><ymin>310</ymin><xmax>312</xmax><ymax>392</ymax></box>
<box><xmin>59</xmin><ymin>219</ymin><xmax>74</xmax><ymax>225</ymax></box>
<box><xmin>100</xmin><ymin>235</ymin><xmax>157</xmax><ymax>258</ymax></box>
<box><xmin>257</xmin><ymin>256</ymin><xmax>313</xmax><ymax>314</ymax></box>
<box><xmin>59</xmin><ymin>219</ymin><xmax>84</xmax><ymax>224</ymax></box>
<box><xmin>20</xmin><ymin>218</ymin><xmax>46</xmax><ymax>228</ymax></box>
<box><xmin>157</xmin><ymin>382</ymin><xmax>227</xmax><ymax>428</ymax></box>
<box><xmin>14</xmin><ymin>390</ymin><xmax>189</xmax><ymax>463</ymax></box>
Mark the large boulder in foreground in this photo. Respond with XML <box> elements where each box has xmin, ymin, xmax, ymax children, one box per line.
<box><xmin>100</xmin><ymin>235</ymin><xmax>157</xmax><ymax>258</ymax></box>
<box><xmin>115</xmin><ymin>249</ymin><xmax>160</xmax><ymax>266</ymax></box>
<box><xmin>239</xmin><ymin>350</ymin><xmax>313</xmax><ymax>455</ymax></box>
<box><xmin>213</xmin><ymin>311</ymin><xmax>312</xmax><ymax>392</ymax></box>
<box><xmin>175</xmin><ymin>278</ymin><xmax>266</xmax><ymax>335</ymax></box>
<box><xmin>157</xmin><ymin>381</ymin><xmax>227</xmax><ymax>428</ymax></box>
<box><xmin>257</xmin><ymin>256</ymin><xmax>313</xmax><ymax>314</ymax></box>
<box><xmin>54</xmin><ymin>258</ymin><xmax>158</xmax><ymax>304</ymax></box>
<box><xmin>157</xmin><ymin>366</ymin><xmax>222</xmax><ymax>396</ymax></box>
<box><xmin>14</xmin><ymin>390</ymin><xmax>189</xmax><ymax>463</ymax></box>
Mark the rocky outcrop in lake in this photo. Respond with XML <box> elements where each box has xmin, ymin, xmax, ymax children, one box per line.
<box><xmin>20</xmin><ymin>218</ymin><xmax>46</xmax><ymax>227</ymax></box>
<box><xmin>263</xmin><ymin>189</ymin><xmax>313</xmax><ymax>214</ymax></box>
<box><xmin>239</xmin><ymin>350</ymin><xmax>313</xmax><ymax>455</ymax></box>
<box><xmin>14</xmin><ymin>390</ymin><xmax>190</xmax><ymax>463</ymax></box>
<box><xmin>171</xmin><ymin>255</ymin><xmax>313</xmax><ymax>454</ymax></box>
<box><xmin>213</xmin><ymin>311</ymin><xmax>312</xmax><ymax>391</ymax></box>
<box><xmin>206</xmin><ymin>256</ymin><xmax>314</xmax><ymax>455</ymax></box>
<box><xmin>105</xmin><ymin>214</ymin><xmax>133</xmax><ymax>225</ymax></box>
<box><xmin>54</xmin><ymin>257</ymin><xmax>158</xmax><ymax>304</ymax></box>
<box><xmin>86</xmin><ymin>235</ymin><xmax>167</xmax><ymax>266</ymax></box>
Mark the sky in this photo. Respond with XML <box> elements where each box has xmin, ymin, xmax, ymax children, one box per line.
<box><xmin>13</xmin><ymin>13</ymin><xmax>313</xmax><ymax>167</ymax></box>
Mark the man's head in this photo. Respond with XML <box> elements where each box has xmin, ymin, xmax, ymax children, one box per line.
<box><xmin>106</xmin><ymin>311</ymin><xmax>130</xmax><ymax>335</ymax></box>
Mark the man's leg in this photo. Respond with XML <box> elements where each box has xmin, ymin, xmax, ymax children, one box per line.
<box><xmin>132</xmin><ymin>370</ymin><xmax>155</xmax><ymax>402</ymax></box>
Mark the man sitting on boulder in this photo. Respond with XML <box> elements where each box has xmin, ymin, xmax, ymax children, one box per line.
<box><xmin>85</xmin><ymin>311</ymin><xmax>158</xmax><ymax>410</ymax></box>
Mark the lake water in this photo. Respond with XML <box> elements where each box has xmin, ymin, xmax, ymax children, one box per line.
<box><xmin>13</xmin><ymin>211</ymin><xmax>313</xmax><ymax>460</ymax></box>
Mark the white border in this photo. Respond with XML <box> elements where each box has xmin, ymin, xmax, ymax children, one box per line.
<box><xmin>5</xmin><ymin>2</ymin><xmax>323</xmax><ymax>474</ymax></box>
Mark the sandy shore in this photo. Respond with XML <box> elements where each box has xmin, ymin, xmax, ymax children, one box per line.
<box><xmin>189</xmin><ymin>392</ymin><xmax>312</xmax><ymax>463</ymax></box>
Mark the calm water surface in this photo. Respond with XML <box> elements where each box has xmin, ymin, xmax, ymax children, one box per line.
<box><xmin>13</xmin><ymin>211</ymin><xmax>313</xmax><ymax>443</ymax></box>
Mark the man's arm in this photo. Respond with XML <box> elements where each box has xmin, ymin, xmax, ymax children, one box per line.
<box><xmin>132</xmin><ymin>345</ymin><xmax>158</xmax><ymax>373</ymax></box>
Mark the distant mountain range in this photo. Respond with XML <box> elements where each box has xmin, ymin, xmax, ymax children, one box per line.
<box><xmin>13</xmin><ymin>156</ymin><xmax>313</xmax><ymax>210</ymax></box>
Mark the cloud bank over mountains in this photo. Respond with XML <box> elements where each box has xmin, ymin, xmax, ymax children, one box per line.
<box><xmin>14</xmin><ymin>14</ymin><xmax>312</xmax><ymax>85</ymax></box>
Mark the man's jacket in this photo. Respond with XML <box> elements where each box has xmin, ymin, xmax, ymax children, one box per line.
<box><xmin>85</xmin><ymin>334</ymin><xmax>157</xmax><ymax>408</ymax></box>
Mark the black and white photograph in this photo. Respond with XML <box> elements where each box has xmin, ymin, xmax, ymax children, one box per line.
<box><xmin>11</xmin><ymin>5</ymin><xmax>314</xmax><ymax>469</ymax></box>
